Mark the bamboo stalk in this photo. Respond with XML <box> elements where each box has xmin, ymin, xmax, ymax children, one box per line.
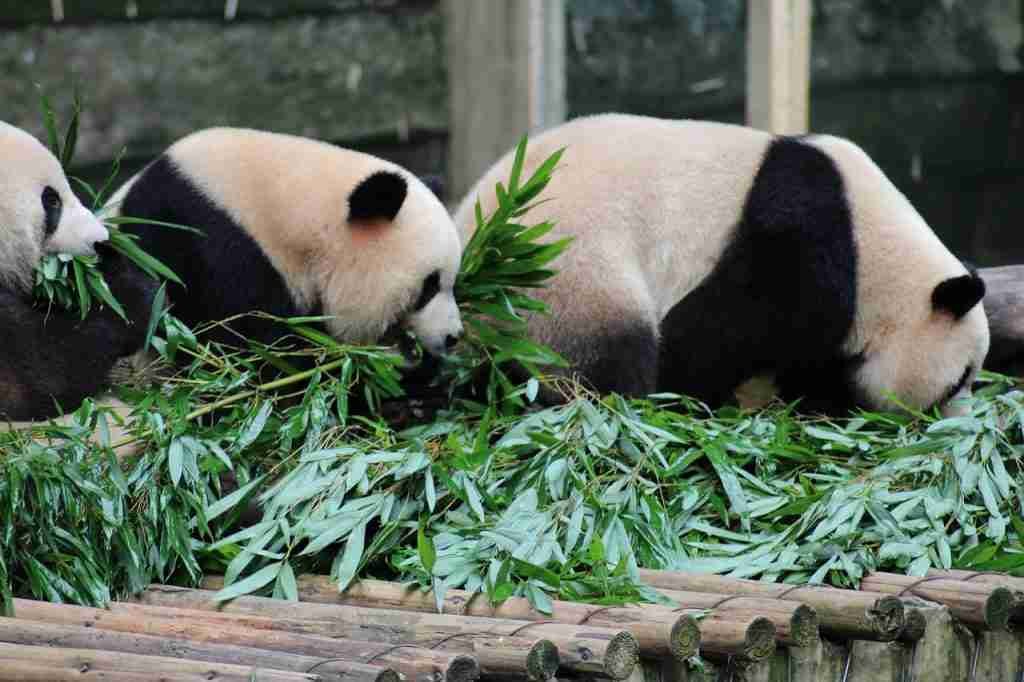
<box><xmin>0</xmin><ymin>641</ymin><xmax>317</xmax><ymax>681</ymax></box>
<box><xmin>11</xmin><ymin>598</ymin><xmax>479</xmax><ymax>682</ymax></box>
<box><xmin>0</xmin><ymin>618</ymin><xmax>397</xmax><ymax>682</ymax></box>
<box><xmin>200</xmin><ymin>576</ymin><xmax>697</xmax><ymax>663</ymax></box>
<box><xmin>656</xmin><ymin>588</ymin><xmax>818</xmax><ymax>648</ymax></box>
<box><xmin>118</xmin><ymin>596</ymin><xmax>556</xmax><ymax>681</ymax></box>
<box><xmin>860</xmin><ymin>572</ymin><xmax>1015</xmax><ymax>631</ymax></box>
<box><xmin>636</xmin><ymin>568</ymin><xmax>905</xmax><ymax>641</ymax></box>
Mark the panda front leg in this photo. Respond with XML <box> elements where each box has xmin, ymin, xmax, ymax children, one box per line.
<box><xmin>0</xmin><ymin>248</ymin><xmax>156</xmax><ymax>421</ymax></box>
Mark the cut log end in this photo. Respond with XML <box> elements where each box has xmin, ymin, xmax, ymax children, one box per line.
<box><xmin>897</xmin><ymin>608</ymin><xmax>927</xmax><ymax>643</ymax></box>
<box><xmin>669</xmin><ymin>614</ymin><xmax>701</xmax><ymax>661</ymax></box>
<box><xmin>789</xmin><ymin>603</ymin><xmax>819</xmax><ymax>648</ymax></box>
<box><xmin>377</xmin><ymin>669</ymin><xmax>404</xmax><ymax>682</ymax></box>
<box><xmin>743</xmin><ymin>616</ymin><xmax>776</xmax><ymax>662</ymax></box>
<box><xmin>447</xmin><ymin>654</ymin><xmax>481</xmax><ymax>682</ymax></box>
<box><xmin>868</xmin><ymin>596</ymin><xmax>905</xmax><ymax>641</ymax></box>
<box><xmin>525</xmin><ymin>639</ymin><xmax>559</xmax><ymax>681</ymax></box>
<box><xmin>604</xmin><ymin>631</ymin><xmax>640</xmax><ymax>680</ymax></box>
<box><xmin>984</xmin><ymin>586</ymin><xmax>1015</xmax><ymax>631</ymax></box>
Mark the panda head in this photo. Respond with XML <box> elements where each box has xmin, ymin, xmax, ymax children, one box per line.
<box><xmin>0</xmin><ymin>121</ymin><xmax>108</xmax><ymax>292</ymax></box>
<box><xmin>810</xmin><ymin>135</ymin><xmax>991</xmax><ymax>418</ymax></box>
<box><xmin>850</xmin><ymin>268</ymin><xmax>988</xmax><ymax>418</ymax></box>
<box><xmin>318</xmin><ymin>166</ymin><xmax>463</xmax><ymax>358</ymax></box>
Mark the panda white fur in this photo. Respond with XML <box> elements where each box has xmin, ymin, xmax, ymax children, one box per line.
<box><xmin>454</xmin><ymin>114</ymin><xmax>990</xmax><ymax>416</ymax></box>
<box><xmin>0</xmin><ymin>121</ymin><xmax>157</xmax><ymax>421</ymax></box>
<box><xmin>106</xmin><ymin>127</ymin><xmax>463</xmax><ymax>358</ymax></box>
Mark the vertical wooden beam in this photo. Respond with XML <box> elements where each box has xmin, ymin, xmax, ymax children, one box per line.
<box><xmin>746</xmin><ymin>0</ymin><xmax>811</xmax><ymax>134</ymax></box>
<box><xmin>445</xmin><ymin>0</ymin><xmax>566</xmax><ymax>204</ymax></box>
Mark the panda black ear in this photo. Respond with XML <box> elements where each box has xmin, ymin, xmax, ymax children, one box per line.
<box><xmin>348</xmin><ymin>171</ymin><xmax>408</xmax><ymax>223</ymax></box>
<box><xmin>932</xmin><ymin>273</ymin><xmax>986</xmax><ymax>320</ymax></box>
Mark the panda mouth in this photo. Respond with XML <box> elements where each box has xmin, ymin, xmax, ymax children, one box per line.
<box><xmin>380</xmin><ymin>322</ymin><xmax>423</xmax><ymax>367</ymax></box>
<box><xmin>937</xmin><ymin>365</ymin><xmax>972</xmax><ymax>409</ymax></box>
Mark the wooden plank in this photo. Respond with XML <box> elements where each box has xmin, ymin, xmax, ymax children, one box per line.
<box><xmin>1</xmin><ymin>1</ymin><xmax>436</xmax><ymax>27</ymax></box>
<box><xmin>745</xmin><ymin>0</ymin><xmax>811</xmax><ymax>134</ymax></box>
<box><xmin>444</xmin><ymin>0</ymin><xmax>566</xmax><ymax>204</ymax></box>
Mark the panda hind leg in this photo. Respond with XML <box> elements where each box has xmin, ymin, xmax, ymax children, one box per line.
<box><xmin>540</xmin><ymin>318</ymin><xmax>660</xmax><ymax>401</ymax></box>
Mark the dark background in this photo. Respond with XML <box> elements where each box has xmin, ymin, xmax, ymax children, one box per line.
<box><xmin>3</xmin><ymin>0</ymin><xmax>1021</xmax><ymax>266</ymax></box>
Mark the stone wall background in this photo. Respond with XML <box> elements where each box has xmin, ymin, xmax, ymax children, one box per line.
<box><xmin>2</xmin><ymin>0</ymin><xmax>1023</xmax><ymax>264</ymax></box>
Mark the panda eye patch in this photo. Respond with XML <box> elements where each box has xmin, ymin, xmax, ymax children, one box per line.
<box><xmin>41</xmin><ymin>186</ymin><xmax>62</xmax><ymax>237</ymax></box>
<box><xmin>414</xmin><ymin>270</ymin><xmax>441</xmax><ymax>311</ymax></box>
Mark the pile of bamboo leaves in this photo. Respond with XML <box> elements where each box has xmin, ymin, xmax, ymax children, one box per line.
<box><xmin>2</xmin><ymin>99</ymin><xmax>1022</xmax><ymax>618</ymax></box>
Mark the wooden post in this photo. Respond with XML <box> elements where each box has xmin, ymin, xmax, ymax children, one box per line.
<box><xmin>444</xmin><ymin>0</ymin><xmax>566</xmax><ymax>204</ymax></box>
<box><xmin>746</xmin><ymin>0</ymin><xmax>811</xmax><ymax>134</ymax></box>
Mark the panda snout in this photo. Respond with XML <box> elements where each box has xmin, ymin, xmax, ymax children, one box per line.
<box><xmin>445</xmin><ymin>332</ymin><xmax>460</xmax><ymax>350</ymax></box>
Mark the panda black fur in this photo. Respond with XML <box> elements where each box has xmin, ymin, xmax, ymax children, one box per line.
<box><xmin>0</xmin><ymin>121</ymin><xmax>156</xmax><ymax>421</ymax></box>
<box><xmin>106</xmin><ymin>127</ymin><xmax>463</xmax><ymax>358</ymax></box>
<box><xmin>455</xmin><ymin>114</ymin><xmax>990</xmax><ymax>416</ymax></box>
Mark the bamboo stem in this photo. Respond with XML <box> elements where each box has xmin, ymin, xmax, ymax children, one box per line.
<box><xmin>11</xmin><ymin>598</ymin><xmax>479</xmax><ymax>682</ymax></box>
<box><xmin>119</xmin><ymin>596</ymin><xmax>557</xmax><ymax>681</ymax></box>
<box><xmin>636</xmin><ymin>568</ymin><xmax>905</xmax><ymax>641</ymax></box>
<box><xmin>0</xmin><ymin>618</ymin><xmax>394</xmax><ymax>682</ymax></box>
<box><xmin>200</xmin><ymin>575</ymin><xmax>696</xmax><ymax>664</ymax></box>
<box><xmin>0</xmin><ymin>641</ymin><xmax>317</xmax><ymax>682</ymax></box>
<box><xmin>109</xmin><ymin>356</ymin><xmax>350</xmax><ymax>450</ymax></box>
<box><xmin>860</xmin><ymin>572</ymin><xmax>1015</xmax><ymax>631</ymax></box>
<box><xmin>656</xmin><ymin>588</ymin><xmax>818</xmax><ymax>648</ymax></box>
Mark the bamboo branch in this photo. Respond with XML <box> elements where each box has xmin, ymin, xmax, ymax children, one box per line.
<box><xmin>636</xmin><ymin>569</ymin><xmax>905</xmax><ymax>641</ymax></box>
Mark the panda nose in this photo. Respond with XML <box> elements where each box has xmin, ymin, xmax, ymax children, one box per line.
<box><xmin>445</xmin><ymin>334</ymin><xmax>460</xmax><ymax>350</ymax></box>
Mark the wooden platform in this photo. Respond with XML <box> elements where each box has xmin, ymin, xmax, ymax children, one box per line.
<box><xmin>1</xmin><ymin>569</ymin><xmax>1022</xmax><ymax>681</ymax></box>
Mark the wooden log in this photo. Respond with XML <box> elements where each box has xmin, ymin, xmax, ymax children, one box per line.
<box><xmin>925</xmin><ymin>568</ymin><xmax>1024</xmax><ymax>595</ymax></box>
<box><xmin>925</xmin><ymin>568</ymin><xmax>1024</xmax><ymax>621</ymax></box>
<box><xmin>656</xmin><ymin>588</ymin><xmax>818</xmax><ymax>648</ymax></box>
<box><xmin>0</xmin><ymin>661</ymin><xmax>236</xmax><ymax>682</ymax></box>
<box><xmin>636</xmin><ymin>569</ymin><xmax>905</xmax><ymax>641</ymax></box>
<box><xmin>0</xmin><ymin>618</ymin><xmax>394</xmax><ymax>682</ymax></box>
<box><xmin>0</xmin><ymin>641</ymin><xmax>317</xmax><ymax>681</ymax></box>
<box><xmin>690</xmin><ymin>611</ymin><xmax>775</xmax><ymax>661</ymax></box>
<box><xmin>201</xmin><ymin>576</ymin><xmax>698</xmax><ymax>663</ymax></box>
<box><xmin>118</xmin><ymin>596</ymin><xmax>557</xmax><ymax>681</ymax></box>
<box><xmin>11</xmin><ymin>598</ymin><xmax>479</xmax><ymax>682</ymax></box>
<box><xmin>897</xmin><ymin>607</ymin><xmax>927</xmax><ymax>643</ymax></box>
<box><xmin>860</xmin><ymin>572</ymin><xmax>1016</xmax><ymax>630</ymax></box>
<box><xmin>978</xmin><ymin>265</ymin><xmax>1024</xmax><ymax>375</ymax></box>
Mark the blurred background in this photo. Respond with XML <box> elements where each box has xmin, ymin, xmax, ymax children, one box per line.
<box><xmin>2</xmin><ymin>0</ymin><xmax>1021</xmax><ymax>265</ymax></box>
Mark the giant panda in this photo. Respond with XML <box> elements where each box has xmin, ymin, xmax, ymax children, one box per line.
<box><xmin>454</xmin><ymin>113</ymin><xmax>990</xmax><ymax>417</ymax></box>
<box><xmin>0</xmin><ymin>121</ymin><xmax>157</xmax><ymax>421</ymax></box>
<box><xmin>105</xmin><ymin>127</ymin><xmax>464</xmax><ymax>360</ymax></box>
